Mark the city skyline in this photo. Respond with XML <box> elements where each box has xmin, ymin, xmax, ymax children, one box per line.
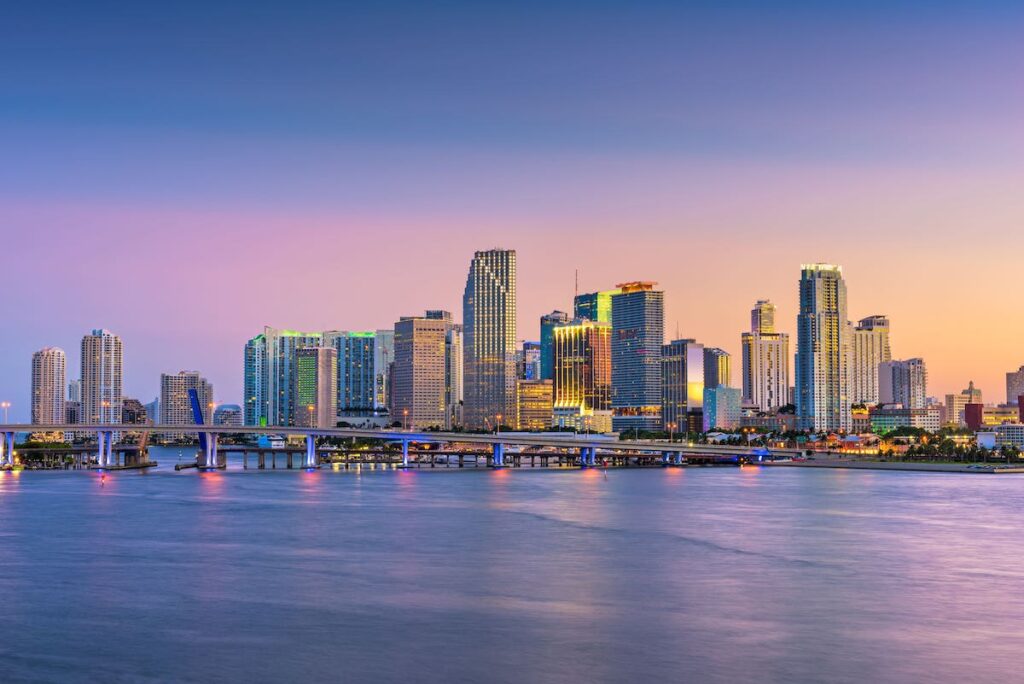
<box><xmin>3</xmin><ymin>3</ymin><xmax>1023</xmax><ymax>420</ymax></box>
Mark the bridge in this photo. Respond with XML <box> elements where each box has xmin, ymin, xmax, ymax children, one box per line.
<box><xmin>0</xmin><ymin>424</ymin><xmax>801</xmax><ymax>471</ymax></box>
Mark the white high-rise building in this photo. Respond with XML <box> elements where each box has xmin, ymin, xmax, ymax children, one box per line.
<box><xmin>878</xmin><ymin>358</ymin><xmax>927</xmax><ymax>410</ymax></box>
<box><xmin>741</xmin><ymin>300</ymin><xmax>790</xmax><ymax>412</ymax></box>
<box><xmin>795</xmin><ymin>265</ymin><xmax>851</xmax><ymax>432</ymax></box>
<box><xmin>850</xmin><ymin>315</ymin><xmax>891</xmax><ymax>404</ymax></box>
<box><xmin>81</xmin><ymin>329</ymin><xmax>123</xmax><ymax>425</ymax></box>
<box><xmin>31</xmin><ymin>347</ymin><xmax>66</xmax><ymax>425</ymax></box>
<box><xmin>160</xmin><ymin>371</ymin><xmax>214</xmax><ymax>425</ymax></box>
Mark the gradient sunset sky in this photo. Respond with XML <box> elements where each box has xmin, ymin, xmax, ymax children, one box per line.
<box><xmin>2</xmin><ymin>2</ymin><xmax>1023</xmax><ymax>419</ymax></box>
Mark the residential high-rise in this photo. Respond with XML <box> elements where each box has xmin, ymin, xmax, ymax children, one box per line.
<box><xmin>1006</xmin><ymin>366</ymin><xmax>1024</xmax><ymax>406</ymax></box>
<box><xmin>703</xmin><ymin>386</ymin><xmax>742</xmax><ymax>431</ymax></box>
<box><xmin>611</xmin><ymin>282</ymin><xmax>664</xmax><ymax>432</ymax></box>
<box><xmin>741</xmin><ymin>300</ymin><xmax>790</xmax><ymax>412</ymax></box>
<box><xmin>661</xmin><ymin>339</ymin><xmax>704</xmax><ymax>431</ymax></box>
<box><xmin>703</xmin><ymin>348</ymin><xmax>731</xmax><ymax>389</ymax></box>
<box><xmin>552</xmin><ymin>319</ymin><xmax>612</xmax><ymax>432</ymax></box>
<box><xmin>573</xmin><ymin>288</ymin><xmax>622</xmax><ymax>324</ymax></box>
<box><xmin>878</xmin><ymin>358</ymin><xmax>927</xmax><ymax>409</ymax></box>
<box><xmin>392</xmin><ymin>315</ymin><xmax>449</xmax><ymax>430</ymax></box>
<box><xmin>213</xmin><ymin>404</ymin><xmax>244</xmax><ymax>427</ymax></box>
<box><xmin>539</xmin><ymin>310</ymin><xmax>569</xmax><ymax>381</ymax></box>
<box><xmin>850</xmin><ymin>315</ymin><xmax>892</xmax><ymax>404</ymax></box>
<box><xmin>795</xmin><ymin>264</ymin><xmax>851</xmax><ymax>432</ymax></box>
<box><xmin>160</xmin><ymin>371</ymin><xmax>213</xmax><ymax>425</ymax></box>
<box><xmin>243</xmin><ymin>327</ymin><xmax>322</xmax><ymax>426</ymax></box>
<box><xmin>31</xmin><ymin>347</ymin><xmax>66</xmax><ymax>425</ymax></box>
<box><xmin>323</xmin><ymin>331</ymin><xmax>377</xmax><ymax>415</ymax></box>
<box><xmin>293</xmin><ymin>347</ymin><xmax>338</xmax><ymax>428</ymax></box>
<box><xmin>462</xmin><ymin>249</ymin><xmax>517</xmax><ymax>430</ymax></box>
<box><xmin>80</xmin><ymin>329</ymin><xmax>123</xmax><ymax>425</ymax></box>
<box><xmin>516</xmin><ymin>379</ymin><xmax>553</xmax><ymax>431</ymax></box>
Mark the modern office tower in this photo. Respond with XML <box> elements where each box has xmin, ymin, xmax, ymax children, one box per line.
<box><xmin>751</xmin><ymin>299</ymin><xmax>776</xmax><ymax>334</ymax></box>
<box><xmin>213</xmin><ymin>404</ymin><xmax>243</xmax><ymax>427</ymax></box>
<box><xmin>945</xmin><ymin>381</ymin><xmax>983</xmax><ymax>427</ymax></box>
<box><xmin>122</xmin><ymin>398</ymin><xmax>148</xmax><ymax>425</ymax></box>
<box><xmin>795</xmin><ymin>264</ymin><xmax>851</xmax><ymax>432</ymax></box>
<box><xmin>574</xmin><ymin>288</ymin><xmax>622</xmax><ymax>324</ymax></box>
<box><xmin>160</xmin><ymin>371</ymin><xmax>214</xmax><ymax>425</ymax></box>
<box><xmin>374</xmin><ymin>329</ymin><xmax>395</xmax><ymax>411</ymax></box>
<box><xmin>611</xmin><ymin>282</ymin><xmax>665</xmax><ymax>432</ymax></box>
<box><xmin>31</xmin><ymin>347</ymin><xmax>66</xmax><ymax>425</ymax></box>
<box><xmin>323</xmin><ymin>331</ymin><xmax>377</xmax><ymax>414</ymax></box>
<box><xmin>703</xmin><ymin>386</ymin><xmax>742</xmax><ymax>431</ymax></box>
<box><xmin>552</xmin><ymin>319</ymin><xmax>613</xmax><ymax>433</ymax></box>
<box><xmin>878</xmin><ymin>358</ymin><xmax>927</xmax><ymax>409</ymax></box>
<box><xmin>517</xmin><ymin>379</ymin><xmax>553</xmax><ymax>431</ymax></box>
<box><xmin>539</xmin><ymin>311</ymin><xmax>570</xmax><ymax>380</ymax></box>
<box><xmin>393</xmin><ymin>315</ymin><xmax>449</xmax><ymax>430</ymax></box>
<box><xmin>661</xmin><ymin>339</ymin><xmax>704</xmax><ymax>431</ymax></box>
<box><xmin>68</xmin><ymin>379</ymin><xmax>81</xmax><ymax>404</ymax></box>
<box><xmin>462</xmin><ymin>249</ymin><xmax>517</xmax><ymax>430</ymax></box>
<box><xmin>243</xmin><ymin>327</ymin><xmax>322</xmax><ymax>426</ymax></box>
<box><xmin>704</xmin><ymin>348</ymin><xmax>731</xmax><ymax>389</ymax></box>
<box><xmin>293</xmin><ymin>347</ymin><xmax>338</xmax><ymax>428</ymax></box>
<box><xmin>80</xmin><ymin>329</ymin><xmax>123</xmax><ymax>425</ymax></box>
<box><xmin>741</xmin><ymin>300</ymin><xmax>790</xmax><ymax>412</ymax></box>
<box><xmin>517</xmin><ymin>341</ymin><xmax>542</xmax><ymax>380</ymax></box>
<box><xmin>850</xmin><ymin>315</ymin><xmax>891</xmax><ymax>404</ymax></box>
<box><xmin>1006</xmin><ymin>366</ymin><xmax>1024</xmax><ymax>406</ymax></box>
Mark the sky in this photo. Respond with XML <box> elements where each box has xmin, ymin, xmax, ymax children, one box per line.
<box><xmin>1</xmin><ymin>1</ymin><xmax>1023</xmax><ymax>420</ymax></box>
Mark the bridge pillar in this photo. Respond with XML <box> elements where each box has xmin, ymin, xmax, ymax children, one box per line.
<box><xmin>305</xmin><ymin>435</ymin><xmax>318</xmax><ymax>469</ymax></box>
<box><xmin>672</xmin><ymin>452</ymin><xmax>684</xmax><ymax>466</ymax></box>
<box><xmin>199</xmin><ymin>432</ymin><xmax>218</xmax><ymax>470</ymax></box>
<box><xmin>579</xmin><ymin>447</ymin><xmax>596</xmax><ymax>467</ymax></box>
<box><xmin>492</xmin><ymin>443</ymin><xmax>505</xmax><ymax>468</ymax></box>
<box><xmin>1</xmin><ymin>431</ymin><xmax>14</xmax><ymax>467</ymax></box>
<box><xmin>401</xmin><ymin>440</ymin><xmax>409</xmax><ymax>468</ymax></box>
<box><xmin>96</xmin><ymin>431</ymin><xmax>107</xmax><ymax>468</ymax></box>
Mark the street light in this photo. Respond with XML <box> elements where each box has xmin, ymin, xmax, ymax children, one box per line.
<box><xmin>495</xmin><ymin>414</ymin><xmax>502</xmax><ymax>435</ymax></box>
<box><xmin>403</xmin><ymin>409</ymin><xmax>409</xmax><ymax>431</ymax></box>
<box><xmin>307</xmin><ymin>404</ymin><xmax>315</xmax><ymax>428</ymax></box>
<box><xmin>0</xmin><ymin>401</ymin><xmax>9</xmax><ymax>423</ymax></box>
<box><xmin>667</xmin><ymin>422</ymin><xmax>676</xmax><ymax>443</ymax></box>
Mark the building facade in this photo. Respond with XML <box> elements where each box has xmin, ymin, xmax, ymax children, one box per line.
<box><xmin>462</xmin><ymin>249</ymin><xmax>517</xmax><ymax>430</ymax></box>
<box><xmin>160</xmin><ymin>371</ymin><xmax>213</xmax><ymax>425</ymax></box>
<box><xmin>703</xmin><ymin>347</ymin><xmax>731</xmax><ymax>389</ymax></box>
<box><xmin>323</xmin><ymin>331</ymin><xmax>377</xmax><ymax>414</ymax></box>
<box><xmin>392</xmin><ymin>315</ymin><xmax>449</xmax><ymax>430</ymax></box>
<box><xmin>517</xmin><ymin>341</ymin><xmax>542</xmax><ymax>381</ymax></box>
<box><xmin>539</xmin><ymin>310</ymin><xmax>570</xmax><ymax>381</ymax></box>
<box><xmin>741</xmin><ymin>300</ymin><xmax>790</xmax><ymax>412</ymax></box>
<box><xmin>243</xmin><ymin>327</ymin><xmax>323</xmax><ymax>426</ymax></box>
<box><xmin>703</xmin><ymin>386</ymin><xmax>742</xmax><ymax>431</ymax></box>
<box><xmin>81</xmin><ymin>329</ymin><xmax>123</xmax><ymax>425</ymax></box>
<box><xmin>850</xmin><ymin>315</ymin><xmax>891</xmax><ymax>404</ymax></box>
<box><xmin>661</xmin><ymin>339</ymin><xmax>704</xmax><ymax>431</ymax></box>
<box><xmin>795</xmin><ymin>264</ymin><xmax>851</xmax><ymax>432</ymax></box>
<box><xmin>31</xmin><ymin>347</ymin><xmax>66</xmax><ymax>425</ymax></box>
<box><xmin>213</xmin><ymin>404</ymin><xmax>243</xmax><ymax>427</ymax></box>
<box><xmin>122</xmin><ymin>398</ymin><xmax>148</xmax><ymax>425</ymax></box>
<box><xmin>552</xmin><ymin>319</ymin><xmax>612</xmax><ymax>433</ymax></box>
<box><xmin>293</xmin><ymin>347</ymin><xmax>338</xmax><ymax>428</ymax></box>
<box><xmin>611</xmin><ymin>282</ymin><xmax>665</xmax><ymax>432</ymax></box>
<box><xmin>516</xmin><ymin>379</ymin><xmax>553</xmax><ymax>431</ymax></box>
<box><xmin>878</xmin><ymin>358</ymin><xmax>927</xmax><ymax>409</ymax></box>
<box><xmin>945</xmin><ymin>381</ymin><xmax>982</xmax><ymax>427</ymax></box>
<box><xmin>1006</xmin><ymin>366</ymin><xmax>1024</xmax><ymax>406</ymax></box>
<box><xmin>574</xmin><ymin>288</ymin><xmax>622</xmax><ymax>324</ymax></box>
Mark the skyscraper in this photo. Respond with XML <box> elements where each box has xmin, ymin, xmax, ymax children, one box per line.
<box><xmin>31</xmin><ymin>347</ymin><xmax>66</xmax><ymax>426</ymax></box>
<box><xmin>293</xmin><ymin>347</ymin><xmax>338</xmax><ymax>428</ymax></box>
<box><xmin>878</xmin><ymin>358</ymin><xmax>927</xmax><ymax>409</ymax></box>
<box><xmin>574</xmin><ymin>288</ymin><xmax>622</xmax><ymax>324</ymax></box>
<box><xmin>323</xmin><ymin>331</ymin><xmax>377</xmax><ymax>414</ymax></box>
<box><xmin>374</xmin><ymin>329</ymin><xmax>395</xmax><ymax>412</ymax></box>
<box><xmin>516</xmin><ymin>379</ymin><xmax>553</xmax><ymax>431</ymax></box>
<box><xmin>1006</xmin><ymin>366</ymin><xmax>1024</xmax><ymax>406</ymax></box>
<box><xmin>703</xmin><ymin>348</ymin><xmax>731</xmax><ymax>389</ymax></box>
<box><xmin>243</xmin><ymin>327</ymin><xmax>322</xmax><ymax>426</ymax></box>
<box><xmin>611</xmin><ymin>282</ymin><xmax>664</xmax><ymax>432</ymax></box>
<box><xmin>795</xmin><ymin>265</ymin><xmax>851</xmax><ymax>432</ymax></box>
<box><xmin>539</xmin><ymin>310</ymin><xmax>570</xmax><ymax>381</ymax></box>
<box><xmin>741</xmin><ymin>300</ymin><xmax>790</xmax><ymax>412</ymax></box>
<box><xmin>661</xmin><ymin>339</ymin><xmax>704</xmax><ymax>431</ymax></box>
<box><xmin>81</xmin><ymin>329</ymin><xmax>123</xmax><ymax>425</ymax></box>
<box><xmin>462</xmin><ymin>249</ymin><xmax>517</xmax><ymax>430</ymax></box>
<box><xmin>552</xmin><ymin>319</ymin><xmax>612</xmax><ymax>432</ymax></box>
<box><xmin>160</xmin><ymin>371</ymin><xmax>213</xmax><ymax>425</ymax></box>
<box><xmin>850</xmin><ymin>315</ymin><xmax>891</xmax><ymax>404</ymax></box>
<box><xmin>703</xmin><ymin>386</ymin><xmax>742</xmax><ymax>431</ymax></box>
<box><xmin>392</xmin><ymin>315</ymin><xmax>449</xmax><ymax>430</ymax></box>
<box><xmin>517</xmin><ymin>341</ymin><xmax>542</xmax><ymax>380</ymax></box>
<box><xmin>427</xmin><ymin>310</ymin><xmax>464</xmax><ymax>429</ymax></box>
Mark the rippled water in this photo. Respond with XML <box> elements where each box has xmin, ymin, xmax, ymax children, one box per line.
<box><xmin>2</xmin><ymin>447</ymin><xmax>1022</xmax><ymax>683</ymax></box>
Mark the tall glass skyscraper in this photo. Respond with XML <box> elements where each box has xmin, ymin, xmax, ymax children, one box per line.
<box><xmin>660</xmin><ymin>339</ymin><xmax>703</xmax><ymax>431</ymax></box>
<box><xmin>462</xmin><ymin>249</ymin><xmax>517</xmax><ymax>430</ymax></box>
<box><xmin>539</xmin><ymin>311</ymin><xmax>569</xmax><ymax>381</ymax></box>
<box><xmin>323</xmin><ymin>331</ymin><xmax>377</xmax><ymax>413</ymax></box>
<box><xmin>552</xmin><ymin>319</ymin><xmax>612</xmax><ymax>432</ymax></box>
<box><xmin>243</xmin><ymin>327</ymin><xmax>322</xmax><ymax>426</ymax></box>
<box><xmin>573</xmin><ymin>288</ymin><xmax>622</xmax><ymax>324</ymax></box>
<box><xmin>611</xmin><ymin>282</ymin><xmax>664</xmax><ymax>432</ymax></box>
<box><xmin>795</xmin><ymin>264</ymin><xmax>851</xmax><ymax>432</ymax></box>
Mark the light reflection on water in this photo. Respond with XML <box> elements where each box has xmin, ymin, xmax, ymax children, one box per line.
<box><xmin>0</xmin><ymin>446</ymin><xmax>1023</xmax><ymax>683</ymax></box>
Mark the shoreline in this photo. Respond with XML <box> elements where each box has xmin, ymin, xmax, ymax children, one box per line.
<box><xmin>763</xmin><ymin>459</ymin><xmax>1024</xmax><ymax>474</ymax></box>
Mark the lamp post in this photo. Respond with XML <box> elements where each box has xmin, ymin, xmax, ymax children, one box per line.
<box><xmin>0</xmin><ymin>401</ymin><xmax>9</xmax><ymax>423</ymax></box>
<box><xmin>307</xmin><ymin>403</ymin><xmax>315</xmax><ymax>429</ymax></box>
<box><xmin>668</xmin><ymin>421</ymin><xmax>676</xmax><ymax>443</ymax></box>
<box><xmin>496</xmin><ymin>414</ymin><xmax>502</xmax><ymax>436</ymax></box>
<box><xmin>403</xmin><ymin>409</ymin><xmax>409</xmax><ymax>431</ymax></box>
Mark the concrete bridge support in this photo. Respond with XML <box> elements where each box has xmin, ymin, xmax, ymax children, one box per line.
<box><xmin>492</xmin><ymin>443</ymin><xmax>505</xmax><ymax>468</ymax></box>
<box><xmin>96</xmin><ymin>431</ymin><xmax>115</xmax><ymax>468</ymax></box>
<box><xmin>579</xmin><ymin>446</ymin><xmax>597</xmax><ymax>467</ymax></box>
<box><xmin>304</xmin><ymin>435</ymin><xmax>318</xmax><ymax>469</ymax></box>
<box><xmin>1</xmin><ymin>431</ymin><xmax>14</xmax><ymax>467</ymax></box>
<box><xmin>198</xmin><ymin>433</ymin><xmax>219</xmax><ymax>470</ymax></box>
<box><xmin>401</xmin><ymin>440</ymin><xmax>409</xmax><ymax>468</ymax></box>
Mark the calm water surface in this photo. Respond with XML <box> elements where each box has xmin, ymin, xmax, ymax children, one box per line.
<box><xmin>2</xmin><ymin>447</ymin><xmax>1023</xmax><ymax>683</ymax></box>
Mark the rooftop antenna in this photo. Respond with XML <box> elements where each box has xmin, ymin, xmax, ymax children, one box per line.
<box><xmin>574</xmin><ymin>269</ymin><xmax>579</xmax><ymax>300</ymax></box>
